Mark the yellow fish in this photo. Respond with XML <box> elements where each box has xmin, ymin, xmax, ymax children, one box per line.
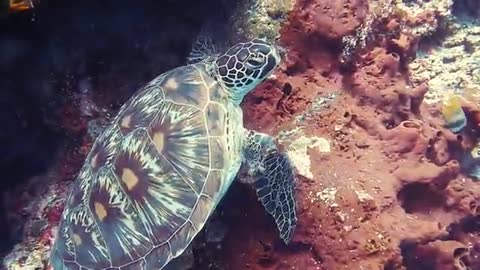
<box><xmin>441</xmin><ymin>93</ymin><xmax>467</xmax><ymax>133</ymax></box>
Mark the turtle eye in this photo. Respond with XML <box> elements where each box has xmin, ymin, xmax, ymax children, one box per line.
<box><xmin>246</xmin><ymin>53</ymin><xmax>265</xmax><ymax>67</ymax></box>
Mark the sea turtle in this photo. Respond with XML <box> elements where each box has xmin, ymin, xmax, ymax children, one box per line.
<box><xmin>50</xmin><ymin>38</ymin><xmax>297</xmax><ymax>270</ymax></box>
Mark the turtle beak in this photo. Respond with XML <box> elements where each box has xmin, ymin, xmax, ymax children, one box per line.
<box><xmin>271</xmin><ymin>46</ymin><xmax>283</xmax><ymax>66</ymax></box>
<box><xmin>277</xmin><ymin>45</ymin><xmax>287</xmax><ymax>59</ymax></box>
<box><xmin>265</xmin><ymin>46</ymin><xmax>283</xmax><ymax>80</ymax></box>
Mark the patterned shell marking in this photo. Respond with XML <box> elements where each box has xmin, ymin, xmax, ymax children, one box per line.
<box><xmin>51</xmin><ymin>63</ymin><xmax>232</xmax><ymax>270</ymax></box>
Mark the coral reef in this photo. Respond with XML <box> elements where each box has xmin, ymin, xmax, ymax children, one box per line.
<box><xmin>401</xmin><ymin>240</ymin><xmax>471</xmax><ymax>270</ymax></box>
<box><xmin>230</xmin><ymin>0</ymin><xmax>294</xmax><ymax>42</ymax></box>
<box><xmin>407</xmin><ymin>5</ymin><xmax>480</xmax><ymax>104</ymax></box>
<box><xmin>2</xmin><ymin>0</ymin><xmax>480</xmax><ymax>270</ymax></box>
<box><xmin>206</xmin><ymin>0</ymin><xmax>480</xmax><ymax>268</ymax></box>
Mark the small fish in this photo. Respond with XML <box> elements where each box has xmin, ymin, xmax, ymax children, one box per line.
<box><xmin>441</xmin><ymin>93</ymin><xmax>467</xmax><ymax>133</ymax></box>
<box><xmin>12</xmin><ymin>0</ymin><xmax>31</xmax><ymax>11</ymax></box>
<box><xmin>461</xmin><ymin>142</ymin><xmax>480</xmax><ymax>181</ymax></box>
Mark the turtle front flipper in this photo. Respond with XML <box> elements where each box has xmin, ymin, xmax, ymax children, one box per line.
<box><xmin>240</xmin><ymin>130</ymin><xmax>298</xmax><ymax>244</ymax></box>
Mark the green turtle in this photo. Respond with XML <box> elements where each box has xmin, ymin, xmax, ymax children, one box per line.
<box><xmin>50</xmin><ymin>38</ymin><xmax>297</xmax><ymax>270</ymax></box>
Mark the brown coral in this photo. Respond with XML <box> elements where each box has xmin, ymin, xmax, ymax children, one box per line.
<box><xmin>285</xmin><ymin>0</ymin><xmax>368</xmax><ymax>43</ymax></box>
<box><xmin>308</xmin><ymin>0</ymin><xmax>368</xmax><ymax>41</ymax></box>
<box><xmin>380</xmin><ymin>120</ymin><xmax>429</xmax><ymax>156</ymax></box>
<box><xmin>428</xmin><ymin>130</ymin><xmax>453</xmax><ymax>166</ymax></box>
<box><xmin>403</xmin><ymin>240</ymin><xmax>472</xmax><ymax>270</ymax></box>
<box><xmin>394</xmin><ymin>160</ymin><xmax>460</xmax><ymax>190</ymax></box>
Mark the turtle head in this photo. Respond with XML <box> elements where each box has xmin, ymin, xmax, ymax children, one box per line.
<box><xmin>214</xmin><ymin>39</ymin><xmax>282</xmax><ymax>104</ymax></box>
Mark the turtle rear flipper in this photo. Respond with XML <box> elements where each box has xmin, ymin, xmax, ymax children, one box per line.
<box><xmin>241</xmin><ymin>131</ymin><xmax>297</xmax><ymax>244</ymax></box>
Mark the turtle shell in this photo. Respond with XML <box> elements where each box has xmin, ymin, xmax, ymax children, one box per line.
<box><xmin>50</xmin><ymin>63</ymin><xmax>240</xmax><ymax>270</ymax></box>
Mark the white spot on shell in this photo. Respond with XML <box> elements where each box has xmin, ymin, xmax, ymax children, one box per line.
<box><xmin>165</xmin><ymin>77</ymin><xmax>178</xmax><ymax>90</ymax></box>
<box><xmin>121</xmin><ymin>115</ymin><xmax>132</xmax><ymax>129</ymax></box>
<box><xmin>121</xmin><ymin>168</ymin><xmax>139</xmax><ymax>191</ymax></box>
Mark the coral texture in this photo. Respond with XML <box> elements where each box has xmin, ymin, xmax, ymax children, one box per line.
<box><xmin>231</xmin><ymin>0</ymin><xmax>295</xmax><ymax>42</ymax></box>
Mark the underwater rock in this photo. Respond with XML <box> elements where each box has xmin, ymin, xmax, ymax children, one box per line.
<box><xmin>307</xmin><ymin>0</ymin><xmax>368</xmax><ymax>42</ymax></box>
<box><xmin>230</xmin><ymin>0</ymin><xmax>294</xmax><ymax>42</ymax></box>
<box><xmin>409</xmin><ymin>16</ymin><xmax>480</xmax><ymax>105</ymax></box>
<box><xmin>347</xmin><ymin>47</ymin><xmax>405</xmax><ymax>105</ymax></box>
<box><xmin>345</xmin><ymin>47</ymin><xmax>429</xmax><ymax>127</ymax></box>
<box><xmin>393</xmin><ymin>160</ymin><xmax>460</xmax><ymax>191</ymax></box>
<box><xmin>278</xmin><ymin>127</ymin><xmax>331</xmax><ymax>179</ymax></box>
<box><xmin>444</xmin><ymin>175</ymin><xmax>480</xmax><ymax>215</ymax></box>
<box><xmin>3</xmin><ymin>175</ymin><xmax>70</xmax><ymax>270</ymax></box>
<box><xmin>276</xmin><ymin>0</ymin><xmax>369</xmax><ymax>45</ymax></box>
<box><xmin>403</xmin><ymin>240</ymin><xmax>471</xmax><ymax>270</ymax></box>
<box><xmin>428</xmin><ymin>130</ymin><xmax>452</xmax><ymax>166</ymax></box>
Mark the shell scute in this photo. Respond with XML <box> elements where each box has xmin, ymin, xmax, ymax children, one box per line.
<box><xmin>66</xmin><ymin>166</ymin><xmax>93</xmax><ymax>211</ymax></box>
<box><xmin>208</xmin><ymin>138</ymin><xmax>226</xmax><ymax>170</ymax></box>
<box><xmin>63</xmin><ymin>261</ymin><xmax>79</xmax><ymax>270</ymax></box>
<box><xmin>205</xmin><ymin>102</ymin><xmax>227</xmax><ymax>136</ymax></box>
<box><xmin>190</xmin><ymin>195</ymin><xmax>214</xmax><ymax>230</ymax></box>
<box><xmin>88</xmin><ymin>166</ymin><xmax>153</xmax><ymax>267</ymax></box>
<box><xmin>159</xmin><ymin>65</ymin><xmax>212</xmax><ymax>108</ymax></box>
<box><xmin>168</xmin><ymin>221</ymin><xmax>197</xmax><ymax>258</ymax></box>
<box><xmin>203</xmin><ymin>170</ymin><xmax>223</xmax><ymax>201</ymax></box>
<box><xmin>52</xmin><ymin>222</ymin><xmax>75</xmax><ymax>262</ymax></box>
<box><xmin>208</xmin><ymin>82</ymin><xmax>229</xmax><ymax>105</ymax></box>
<box><xmin>114</xmin><ymin>128</ymin><xmax>198</xmax><ymax>243</ymax></box>
<box><xmin>67</xmin><ymin>206</ymin><xmax>111</xmax><ymax>268</ymax></box>
<box><xmin>122</xmin><ymin>259</ymin><xmax>145</xmax><ymax>270</ymax></box>
<box><xmin>148</xmin><ymin>101</ymin><xmax>210</xmax><ymax>193</ymax></box>
<box><xmin>88</xmin><ymin>124</ymin><xmax>123</xmax><ymax>174</ymax></box>
<box><xmin>143</xmin><ymin>244</ymin><xmax>171</xmax><ymax>270</ymax></box>
<box><xmin>116</xmin><ymin>85</ymin><xmax>165</xmax><ymax>136</ymax></box>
